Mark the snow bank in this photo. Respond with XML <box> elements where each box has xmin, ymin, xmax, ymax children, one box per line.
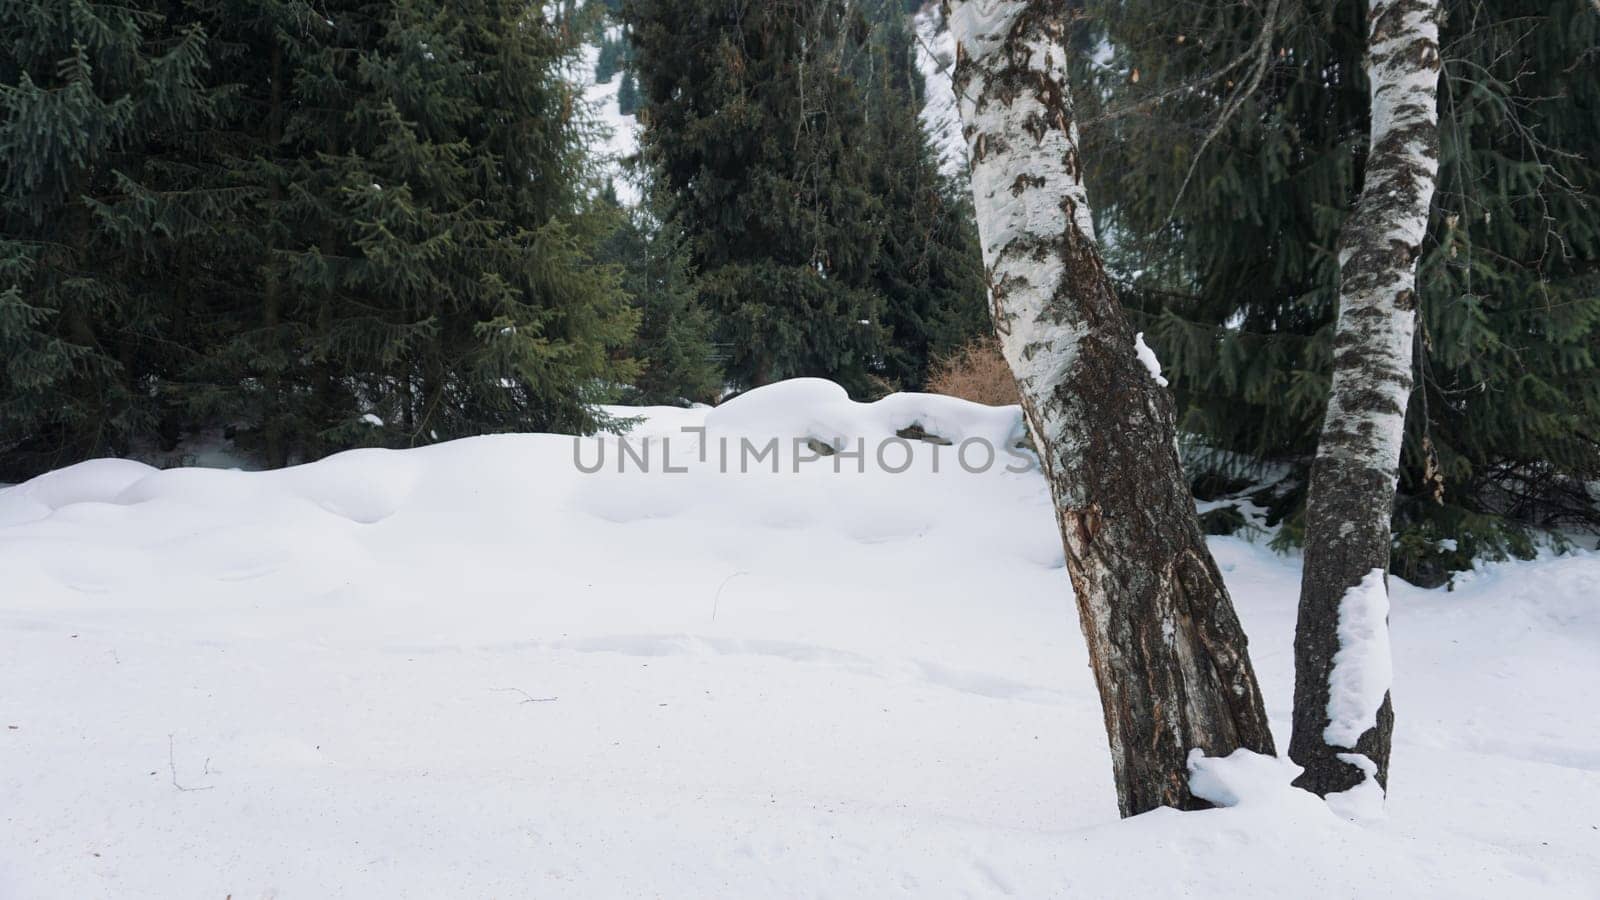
<box><xmin>0</xmin><ymin>458</ymin><xmax>158</xmax><ymax>528</ymax></box>
<box><xmin>1187</xmin><ymin>748</ymin><xmax>1307</xmax><ymax>809</ymax></box>
<box><xmin>2</xmin><ymin>379</ymin><xmax>1596</xmax><ymax>898</ymax></box>
<box><xmin>703</xmin><ymin>378</ymin><xmax>1025</xmax><ymax>452</ymax></box>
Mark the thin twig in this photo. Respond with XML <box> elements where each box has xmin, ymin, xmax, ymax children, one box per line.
<box><xmin>168</xmin><ymin>734</ymin><xmax>214</xmax><ymax>792</ymax></box>
<box><xmin>712</xmin><ymin>570</ymin><xmax>749</xmax><ymax>621</ymax></box>
<box><xmin>490</xmin><ymin>687</ymin><xmax>558</xmax><ymax>704</ymax></box>
<box><xmin>1165</xmin><ymin>0</ymin><xmax>1285</xmax><ymax>223</ymax></box>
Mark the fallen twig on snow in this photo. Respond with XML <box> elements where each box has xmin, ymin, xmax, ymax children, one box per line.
<box><xmin>168</xmin><ymin>734</ymin><xmax>214</xmax><ymax>792</ymax></box>
<box><xmin>490</xmin><ymin>687</ymin><xmax>558</xmax><ymax>704</ymax></box>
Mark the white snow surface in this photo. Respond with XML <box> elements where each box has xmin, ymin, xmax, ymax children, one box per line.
<box><xmin>1327</xmin><ymin>751</ymin><xmax>1388</xmax><ymax>822</ymax></box>
<box><xmin>1186</xmin><ymin>747</ymin><xmax>1306</xmax><ymax>809</ymax></box>
<box><xmin>3</xmin><ymin>379</ymin><xmax>1598</xmax><ymax>898</ymax></box>
<box><xmin>1325</xmin><ymin>568</ymin><xmax>1395</xmax><ymax>749</ymax></box>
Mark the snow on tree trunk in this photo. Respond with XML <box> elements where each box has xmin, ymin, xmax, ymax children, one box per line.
<box><xmin>1289</xmin><ymin>0</ymin><xmax>1442</xmax><ymax>799</ymax></box>
<box><xmin>944</xmin><ymin>0</ymin><xmax>1276</xmax><ymax>817</ymax></box>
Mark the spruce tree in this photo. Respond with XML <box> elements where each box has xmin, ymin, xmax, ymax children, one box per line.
<box><xmin>599</xmin><ymin>200</ymin><xmax>720</xmax><ymax>405</ymax></box>
<box><xmin>616</xmin><ymin>69</ymin><xmax>640</xmax><ymax>117</ymax></box>
<box><xmin>1</xmin><ymin>1</ymin><xmax>218</xmax><ymax>479</ymax></box>
<box><xmin>860</xmin><ymin>1</ymin><xmax>987</xmax><ymax>389</ymax></box>
<box><xmin>4</xmin><ymin>0</ymin><xmax>642</xmax><ymax>477</ymax></box>
<box><xmin>178</xmin><ymin>0</ymin><xmax>638</xmax><ymax>463</ymax></box>
<box><xmin>1406</xmin><ymin>0</ymin><xmax>1600</xmax><ymax>576</ymax></box>
<box><xmin>626</xmin><ymin>0</ymin><xmax>888</xmax><ymax>393</ymax></box>
<box><xmin>626</xmin><ymin>0</ymin><xmax>987</xmax><ymax>395</ymax></box>
<box><xmin>333</xmin><ymin>0</ymin><xmax>638</xmax><ymax>444</ymax></box>
<box><xmin>595</xmin><ymin>35</ymin><xmax>625</xmax><ymax>84</ymax></box>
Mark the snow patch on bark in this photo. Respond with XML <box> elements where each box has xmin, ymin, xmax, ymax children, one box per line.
<box><xmin>1134</xmin><ymin>333</ymin><xmax>1168</xmax><ymax>387</ymax></box>
<box><xmin>1324</xmin><ymin>568</ymin><xmax>1393</xmax><ymax>748</ymax></box>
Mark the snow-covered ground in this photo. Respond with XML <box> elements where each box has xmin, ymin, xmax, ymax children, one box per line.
<box><xmin>2</xmin><ymin>380</ymin><xmax>1597</xmax><ymax>898</ymax></box>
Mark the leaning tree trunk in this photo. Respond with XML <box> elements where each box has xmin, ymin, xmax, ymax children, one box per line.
<box><xmin>1288</xmin><ymin>0</ymin><xmax>1442</xmax><ymax>798</ymax></box>
<box><xmin>945</xmin><ymin>0</ymin><xmax>1276</xmax><ymax>817</ymax></box>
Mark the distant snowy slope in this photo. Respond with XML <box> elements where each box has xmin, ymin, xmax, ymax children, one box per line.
<box><xmin>577</xmin><ymin>26</ymin><xmax>641</xmax><ymax>206</ymax></box>
<box><xmin>914</xmin><ymin>3</ymin><xmax>968</xmax><ymax>180</ymax></box>
<box><xmin>2</xmin><ymin>379</ymin><xmax>1597</xmax><ymax>897</ymax></box>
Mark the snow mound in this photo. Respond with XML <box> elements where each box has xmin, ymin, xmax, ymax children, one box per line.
<box><xmin>0</xmin><ymin>458</ymin><xmax>158</xmax><ymax>527</ymax></box>
<box><xmin>705</xmin><ymin>378</ymin><xmax>1025</xmax><ymax>450</ymax></box>
<box><xmin>1187</xmin><ymin>748</ymin><xmax>1309</xmax><ymax>809</ymax></box>
<box><xmin>1327</xmin><ymin>752</ymin><xmax>1387</xmax><ymax>822</ymax></box>
<box><xmin>2</xmin><ymin>378</ymin><xmax>1597</xmax><ymax>898</ymax></box>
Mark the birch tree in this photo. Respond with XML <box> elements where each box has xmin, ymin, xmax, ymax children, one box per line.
<box><xmin>1288</xmin><ymin>0</ymin><xmax>1442</xmax><ymax>799</ymax></box>
<box><xmin>944</xmin><ymin>0</ymin><xmax>1275</xmax><ymax>817</ymax></box>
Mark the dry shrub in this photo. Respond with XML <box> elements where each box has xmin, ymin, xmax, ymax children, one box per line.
<box><xmin>926</xmin><ymin>336</ymin><xmax>1019</xmax><ymax>406</ymax></box>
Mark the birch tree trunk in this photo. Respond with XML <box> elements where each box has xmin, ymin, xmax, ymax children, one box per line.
<box><xmin>1288</xmin><ymin>0</ymin><xmax>1442</xmax><ymax>798</ymax></box>
<box><xmin>944</xmin><ymin>0</ymin><xmax>1276</xmax><ymax>817</ymax></box>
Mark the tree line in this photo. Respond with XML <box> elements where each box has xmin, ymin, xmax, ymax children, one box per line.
<box><xmin>623</xmin><ymin>0</ymin><xmax>988</xmax><ymax>395</ymax></box>
<box><xmin>13</xmin><ymin>0</ymin><xmax>1587</xmax><ymax>589</ymax></box>
<box><xmin>1</xmin><ymin>0</ymin><xmax>988</xmax><ymax>480</ymax></box>
<box><xmin>2</xmin><ymin>0</ymin><xmax>634</xmax><ymax>476</ymax></box>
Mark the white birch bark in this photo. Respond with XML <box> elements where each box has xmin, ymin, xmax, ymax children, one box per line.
<box><xmin>945</xmin><ymin>0</ymin><xmax>1276</xmax><ymax>816</ymax></box>
<box><xmin>1290</xmin><ymin>0</ymin><xmax>1443</xmax><ymax>798</ymax></box>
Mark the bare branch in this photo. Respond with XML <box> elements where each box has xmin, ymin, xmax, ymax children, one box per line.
<box><xmin>1165</xmin><ymin>0</ymin><xmax>1286</xmax><ymax>224</ymax></box>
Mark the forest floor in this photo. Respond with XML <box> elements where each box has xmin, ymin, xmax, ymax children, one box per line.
<box><xmin>2</xmin><ymin>380</ymin><xmax>1596</xmax><ymax>898</ymax></box>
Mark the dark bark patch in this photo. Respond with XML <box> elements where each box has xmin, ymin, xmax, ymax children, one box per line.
<box><xmin>1011</xmin><ymin>173</ymin><xmax>1047</xmax><ymax>197</ymax></box>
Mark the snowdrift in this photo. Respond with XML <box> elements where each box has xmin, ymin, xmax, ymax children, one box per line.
<box><xmin>1</xmin><ymin>380</ymin><xmax>1596</xmax><ymax>898</ymax></box>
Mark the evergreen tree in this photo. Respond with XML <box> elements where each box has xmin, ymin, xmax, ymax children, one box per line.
<box><xmin>1407</xmin><ymin>0</ymin><xmax>1600</xmax><ymax>576</ymax></box>
<box><xmin>616</xmin><ymin>69</ymin><xmax>640</xmax><ymax>117</ymax></box>
<box><xmin>334</xmin><ymin>0</ymin><xmax>637</xmax><ymax>445</ymax></box>
<box><xmin>860</xmin><ymin>1</ymin><xmax>987</xmax><ymax>389</ymax></box>
<box><xmin>187</xmin><ymin>0</ymin><xmax>637</xmax><ymax>464</ymax></box>
<box><xmin>626</xmin><ymin>0</ymin><xmax>986</xmax><ymax>395</ymax></box>
<box><xmin>595</xmin><ymin>34</ymin><xmax>626</xmax><ymax>84</ymax></box>
<box><xmin>626</xmin><ymin>0</ymin><xmax>888</xmax><ymax>393</ymax></box>
<box><xmin>0</xmin><ymin>1</ymin><xmax>218</xmax><ymax>479</ymax></box>
<box><xmin>4</xmin><ymin>0</ymin><xmax>640</xmax><ymax>476</ymax></box>
<box><xmin>599</xmin><ymin>199</ymin><xmax>720</xmax><ymax>405</ymax></box>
